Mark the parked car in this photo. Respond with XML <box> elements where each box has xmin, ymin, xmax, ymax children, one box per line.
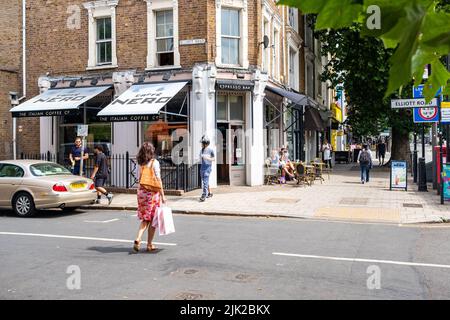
<box><xmin>0</xmin><ymin>160</ymin><xmax>97</xmax><ymax>217</ymax></box>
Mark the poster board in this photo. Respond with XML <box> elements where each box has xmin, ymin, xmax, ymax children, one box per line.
<box><xmin>390</xmin><ymin>160</ymin><xmax>408</xmax><ymax>191</ymax></box>
<box><xmin>443</xmin><ymin>164</ymin><xmax>450</xmax><ymax>202</ymax></box>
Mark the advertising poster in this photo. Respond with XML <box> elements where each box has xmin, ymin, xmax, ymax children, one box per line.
<box><xmin>390</xmin><ymin>160</ymin><xmax>408</xmax><ymax>191</ymax></box>
<box><xmin>444</xmin><ymin>164</ymin><xmax>450</xmax><ymax>202</ymax></box>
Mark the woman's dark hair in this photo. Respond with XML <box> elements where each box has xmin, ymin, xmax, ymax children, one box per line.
<box><xmin>94</xmin><ymin>145</ymin><xmax>104</xmax><ymax>152</ymax></box>
<box><xmin>137</xmin><ymin>142</ymin><xmax>156</xmax><ymax>166</ymax></box>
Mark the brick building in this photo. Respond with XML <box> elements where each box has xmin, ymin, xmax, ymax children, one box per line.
<box><xmin>6</xmin><ymin>0</ymin><xmax>333</xmax><ymax>187</ymax></box>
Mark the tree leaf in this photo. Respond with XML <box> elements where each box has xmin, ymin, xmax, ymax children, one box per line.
<box><xmin>422</xmin><ymin>59</ymin><xmax>450</xmax><ymax>101</ymax></box>
<box><xmin>315</xmin><ymin>0</ymin><xmax>363</xmax><ymax>30</ymax></box>
<box><xmin>277</xmin><ymin>0</ymin><xmax>328</xmax><ymax>13</ymax></box>
<box><xmin>420</xmin><ymin>10</ymin><xmax>450</xmax><ymax>55</ymax></box>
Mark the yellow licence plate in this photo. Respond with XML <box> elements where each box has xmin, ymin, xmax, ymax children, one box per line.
<box><xmin>71</xmin><ymin>183</ymin><xmax>86</xmax><ymax>190</ymax></box>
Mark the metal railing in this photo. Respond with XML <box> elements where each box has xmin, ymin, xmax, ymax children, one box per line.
<box><xmin>20</xmin><ymin>152</ymin><xmax>201</xmax><ymax>192</ymax></box>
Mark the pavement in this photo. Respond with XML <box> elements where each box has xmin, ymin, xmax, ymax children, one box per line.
<box><xmin>3</xmin><ymin>209</ymin><xmax>450</xmax><ymax>299</ymax></box>
<box><xmin>86</xmin><ymin>156</ymin><xmax>450</xmax><ymax>225</ymax></box>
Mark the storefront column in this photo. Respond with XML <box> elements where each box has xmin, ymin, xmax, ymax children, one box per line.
<box><xmin>247</xmin><ymin>70</ymin><xmax>268</xmax><ymax>186</ymax></box>
<box><xmin>111</xmin><ymin>71</ymin><xmax>139</xmax><ymax>156</ymax></box>
<box><xmin>38</xmin><ymin>77</ymin><xmax>56</xmax><ymax>156</ymax></box>
<box><xmin>192</xmin><ymin>64</ymin><xmax>217</xmax><ymax>188</ymax></box>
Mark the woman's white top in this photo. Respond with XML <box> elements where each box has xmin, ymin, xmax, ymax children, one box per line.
<box><xmin>322</xmin><ymin>144</ymin><xmax>332</xmax><ymax>160</ymax></box>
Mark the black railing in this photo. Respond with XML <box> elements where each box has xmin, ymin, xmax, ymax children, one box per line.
<box><xmin>20</xmin><ymin>152</ymin><xmax>201</xmax><ymax>192</ymax></box>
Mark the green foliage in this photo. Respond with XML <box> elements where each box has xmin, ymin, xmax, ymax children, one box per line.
<box><xmin>278</xmin><ymin>0</ymin><xmax>450</xmax><ymax>102</ymax></box>
<box><xmin>316</xmin><ymin>26</ymin><xmax>417</xmax><ymax>137</ymax></box>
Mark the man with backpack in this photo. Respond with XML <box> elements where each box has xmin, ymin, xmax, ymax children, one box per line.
<box><xmin>357</xmin><ymin>144</ymin><xmax>373</xmax><ymax>184</ymax></box>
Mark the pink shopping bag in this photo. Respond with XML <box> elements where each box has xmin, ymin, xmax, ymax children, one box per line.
<box><xmin>156</xmin><ymin>206</ymin><xmax>175</xmax><ymax>236</ymax></box>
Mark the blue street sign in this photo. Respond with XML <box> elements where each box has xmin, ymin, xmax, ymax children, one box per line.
<box><xmin>413</xmin><ymin>107</ymin><xmax>440</xmax><ymax>123</ymax></box>
<box><xmin>413</xmin><ymin>85</ymin><xmax>442</xmax><ymax>99</ymax></box>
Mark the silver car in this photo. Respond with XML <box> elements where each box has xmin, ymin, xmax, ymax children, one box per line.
<box><xmin>0</xmin><ymin>160</ymin><xmax>97</xmax><ymax>217</ymax></box>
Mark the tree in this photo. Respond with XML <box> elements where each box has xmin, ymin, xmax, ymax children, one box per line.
<box><xmin>316</xmin><ymin>25</ymin><xmax>418</xmax><ymax>163</ymax></box>
<box><xmin>279</xmin><ymin>0</ymin><xmax>450</xmax><ymax>102</ymax></box>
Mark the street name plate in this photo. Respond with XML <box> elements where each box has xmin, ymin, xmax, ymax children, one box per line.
<box><xmin>391</xmin><ymin>98</ymin><xmax>438</xmax><ymax>109</ymax></box>
<box><xmin>179</xmin><ymin>39</ymin><xmax>206</xmax><ymax>46</ymax></box>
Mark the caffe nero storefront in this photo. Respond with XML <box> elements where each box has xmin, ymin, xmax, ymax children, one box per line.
<box><xmin>10</xmin><ymin>75</ymin><xmax>199</xmax><ymax>192</ymax></box>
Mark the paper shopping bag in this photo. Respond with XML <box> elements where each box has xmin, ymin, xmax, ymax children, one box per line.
<box><xmin>157</xmin><ymin>206</ymin><xmax>175</xmax><ymax>236</ymax></box>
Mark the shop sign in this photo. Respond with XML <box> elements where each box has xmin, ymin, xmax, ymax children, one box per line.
<box><xmin>216</xmin><ymin>82</ymin><xmax>254</xmax><ymax>91</ymax></box>
<box><xmin>97</xmin><ymin>82</ymin><xmax>187</xmax><ymax>121</ymax></box>
<box><xmin>77</xmin><ymin>125</ymin><xmax>88</xmax><ymax>137</ymax></box>
<box><xmin>10</xmin><ymin>86</ymin><xmax>111</xmax><ymax>117</ymax></box>
<box><xmin>390</xmin><ymin>160</ymin><xmax>408</xmax><ymax>191</ymax></box>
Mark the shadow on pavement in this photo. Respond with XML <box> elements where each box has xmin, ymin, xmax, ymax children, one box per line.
<box><xmin>87</xmin><ymin>246</ymin><xmax>165</xmax><ymax>255</ymax></box>
<box><xmin>0</xmin><ymin>209</ymin><xmax>88</xmax><ymax>219</ymax></box>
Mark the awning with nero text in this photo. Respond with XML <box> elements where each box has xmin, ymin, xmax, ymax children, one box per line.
<box><xmin>9</xmin><ymin>86</ymin><xmax>111</xmax><ymax>117</ymax></box>
<box><xmin>96</xmin><ymin>81</ymin><xmax>188</xmax><ymax>122</ymax></box>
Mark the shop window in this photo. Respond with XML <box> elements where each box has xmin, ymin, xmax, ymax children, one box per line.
<box><xmin>156</xmin><ymin>10</ymin><xmax>174</xmax><ymax>66</ymax></box>
<box><xmin>229</xmin><ymin>96</ymin><xmax>244</xmax><ymax>121</ymax></box>
<box><xmin>217</xmin><ymin>95</ymin><xmax>227</xmax><ymax>121</ymax></box>
<box><xmin>221</xmin><ymin>8</ymin><xmax>240</xmax><ymax>65</ymax></box>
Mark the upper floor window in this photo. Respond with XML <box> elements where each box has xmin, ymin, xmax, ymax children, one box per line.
<box><xmin>221</xmin><ymin>8</ymin><xmax>240</xmax><ymax>65</ymax></box>
<box><xmin>145</xmin><ymin>0</ymin><xmax>180</xmax><ymax>69</ymax></box>
<box><xmin>289</xmin><ymin>47</ymin><xmax>298</xmax><ymax>90</ymax></box>
<box><xmin>156</xmin><ymin>10</ymin><xmax>174</xmax><ymax>66</ymax></box>
<box><xmin>84</xmin><ymin>0</ymin><xmax>118</xmax><ymax>70</ymax></box>
<box><xmin>273</xmin><ymin>28</ymin><xmax>280</xmax><ymax>79</ymax></box>
<box><xmin>262</xmin><ymin>18</ymin><xmax>270</xmax><ymax>73</ymax></box>
<box><xmin>96</xmin><ymin>17</ymin><xmax>112</xmax><ymax>65</ymax></box>
<box><xmin>288</xmin><ymin>8</ymin><xmax>299</xmax><ymax>33</ymax></box>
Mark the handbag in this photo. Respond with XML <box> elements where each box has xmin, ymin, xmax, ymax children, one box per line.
<box><xmin>156</xmin><ymin>206</ymin><xmax>175</xmax><ymax>236</ymax></box>
<box><xmin>139</xmin><ymin>159</ymin><xmax>163</xmax><ymax>193</ymax></box>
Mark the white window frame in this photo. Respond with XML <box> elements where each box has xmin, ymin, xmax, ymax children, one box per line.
<box><xmin>288</xmin><ymin>7</ymin><xmax>299</xmax><ymax>34</ymax></box>
<box><xmin>145</xmin><ymin>0</ymin><xmax>180</xmax><ymax>70</ymax></box>
<box><xmin>272</xmin><ymin>23</ymin><xmax>281</xmax><ymax>80</ymax></box>
<box><xmin>215</xmin><ymin>0</ymin><xmax>249</xmax><ymax>69</ymax></box>
<box><xmin>288</xmin><ymin>45</ymin><xmax>299</xmax><ymax>91</ymax></box>
<box><xmin>84</xmin><ymin>0</ymin><xmax>119</xmax><ymax>70</ymax></box>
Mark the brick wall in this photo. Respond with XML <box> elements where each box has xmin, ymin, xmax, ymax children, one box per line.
<box><xmin>0</xmin><ymin>70</ymin><xmax>18</xmax><ymax>160</ymax></box>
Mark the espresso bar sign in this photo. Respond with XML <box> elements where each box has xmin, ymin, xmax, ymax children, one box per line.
<box><xmin>217</xmin><ymin>82</ymin><xmax>254</xmax><ymax>91</ymax></box>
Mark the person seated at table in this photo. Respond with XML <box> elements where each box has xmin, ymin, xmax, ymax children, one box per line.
<box><xmin>270</xmin><ymin>149</ymin><xmax>280</xmax><ymax>167</ymax></box>
<box><xmin>279</xmin><ymin>148</ymin><xmax>296</xmax><ymax>182</ymax></box>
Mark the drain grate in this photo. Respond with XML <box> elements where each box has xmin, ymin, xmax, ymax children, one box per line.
<box><xmin>175</xmin><ymin>292</ymin><xmax>203</xmax><ymax>300</ymax></box>
<box><xmin>266</xmin><ymin>198</ymin><xmax>299</xmax><ymax>204</ymax></box>
<box><xmin>403</xmin><ymin>203</ymin><xmax>423</xmax><ymax>208</ymax></box>
<box><xmin>339</xmin><ymin>197</ymin><xmax>369</xmax><ymax>205</ymax></box>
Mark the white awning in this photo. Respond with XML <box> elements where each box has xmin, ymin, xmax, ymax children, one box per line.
<box><xmin>10</xmin><ymin>86</ymin><xmax>111</xmax><ymax>117</ymax></box>
<box><xmin>97</xmin><ymin>81</ymin><xmax>188</xmax><ymax>122</ymax></box>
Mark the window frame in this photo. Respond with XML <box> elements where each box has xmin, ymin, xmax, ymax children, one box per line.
<box><xmin>221</xmin><ymin>7</ymin><xmax>241</xmax><ymax>66</ymax></box>
<box><xmin>95</xmin><ymin>17</ymin><xmax>113</xmax><ymax>65</ymax></box>
<box><xmin>155</xmin><ymin>9</ymin><xmax>175</xmax><ymax>66</ymax></box>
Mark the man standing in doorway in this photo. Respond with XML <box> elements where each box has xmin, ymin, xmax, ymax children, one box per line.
<box><xmin>90</xmin><ymin>145</ymin><xmax>113</xmax><ymax>205</ymax></box>
<box><xmin>69</xmin><ymin>137</ymin><xmax>89</xmax><ymax>176</ymax></box>
<box><xmin>377</xmin><ymin>139</ymin><xmax>386</xmax><ymax>166</ymax></box>
<box><xmin>200</xmin><ymin>136</ymin><xmax>215</xmax><ymax>202</ymax></box>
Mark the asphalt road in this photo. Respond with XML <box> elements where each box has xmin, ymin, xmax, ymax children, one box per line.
<box><xmin>1</xmin><ymin>208</ymin><xmax>450</xmax><ymax>300</ymax></box>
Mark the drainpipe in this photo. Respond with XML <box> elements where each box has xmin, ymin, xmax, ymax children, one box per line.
<box><xmin>13</xmin><ymin>0</ymin><xmax>27</xmax><ymax>159</ymax></box>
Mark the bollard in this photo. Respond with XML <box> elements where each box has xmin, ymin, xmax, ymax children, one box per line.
<box><xmin>418</xmin><ymin>157</ymin><xmax>428</xmax><ymax>192</ymax></box>
<box><xmin>413</xmin><ymin>150</ymin><xmax>418</xmax><ymax>183</ymax></box>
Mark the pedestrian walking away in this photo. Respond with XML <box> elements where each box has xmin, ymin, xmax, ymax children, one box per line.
<box><xmin>69</xmin><ymin>137</ymin><xmax>89</xmax><ymax>176</ymax></box>
<box><xmin>357</xmin><ymin>144</ymin><xmax>373</xmax><ymax>184</ymax></box>
<box><xmin>377</xmin><ymin>139</ymin><xmax>386</xmax><ymax>166</ymax></box>
<box><xmin>322</xmin><ymin>139</ymin><xmax>333</xmax><ymax>169</ymax></box>
<box><xmin>200</xmin><ymin>136</ymin><xmax>215</xmax><ymax>202</ymax></box>
<box><xmin>133</xmin><ymin>142</ymin><xmax>167</xmax><ymax>253</ymax></box>
<box><xmin>90</xmin><ymin>145</ymin><xmax>113</xmax><ymax>205</ymax></box>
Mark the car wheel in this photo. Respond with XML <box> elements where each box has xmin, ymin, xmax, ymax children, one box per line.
<box><xmin>13</xmin><ymin>192</ymin><xmax>36</xmax><ymax>217</ymax></box>
<box><xmin>61</xmin><ymin>207</ymin><xmax>78</xmax><ymax>213</ymax></box>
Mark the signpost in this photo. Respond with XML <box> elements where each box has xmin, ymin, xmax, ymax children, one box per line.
<box><xmin>390</xmin><ymin>160</ymin><xmax>408</xmax><ymax>191</ymax></box>
<box><xmin>77</xmin><ymin>125</ymin><xmax>88</xmax><ymax>177</ymax></box>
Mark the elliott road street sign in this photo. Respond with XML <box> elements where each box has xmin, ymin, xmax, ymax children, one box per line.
<box><xmin>391</xmin><ymin>98</ymin><xmax>438</xmax><ymax>109</ymax></box>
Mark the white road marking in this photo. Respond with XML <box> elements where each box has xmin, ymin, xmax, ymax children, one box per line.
<box><xmin>84</xmin><ymin>218</ymin><xmax>120</xmax><ymax>223</ymax></box>
<box><xmin>272</xmin><ymin>252</ymin><xmax>450</xmax><ymax>270</ymax></box>
<box><xmin>0</xmin><ymin>232</ymin><xmax>177</xmax><ymax>246</ymax></box>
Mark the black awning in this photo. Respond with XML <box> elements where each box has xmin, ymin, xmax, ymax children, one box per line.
<box><xmin>216</xmin><ymin>79</ymin><xmax>254</xmax><ymax>91</ymax></box>
<box><xmin>304</xmin><ymin>106</ymin><xmax>325</xmax><ymax>131</ymax></box>
<box><xmin>265</xmin><ymin>85</ymin><xmax>318</xmax><ymax>108</ymax></box>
